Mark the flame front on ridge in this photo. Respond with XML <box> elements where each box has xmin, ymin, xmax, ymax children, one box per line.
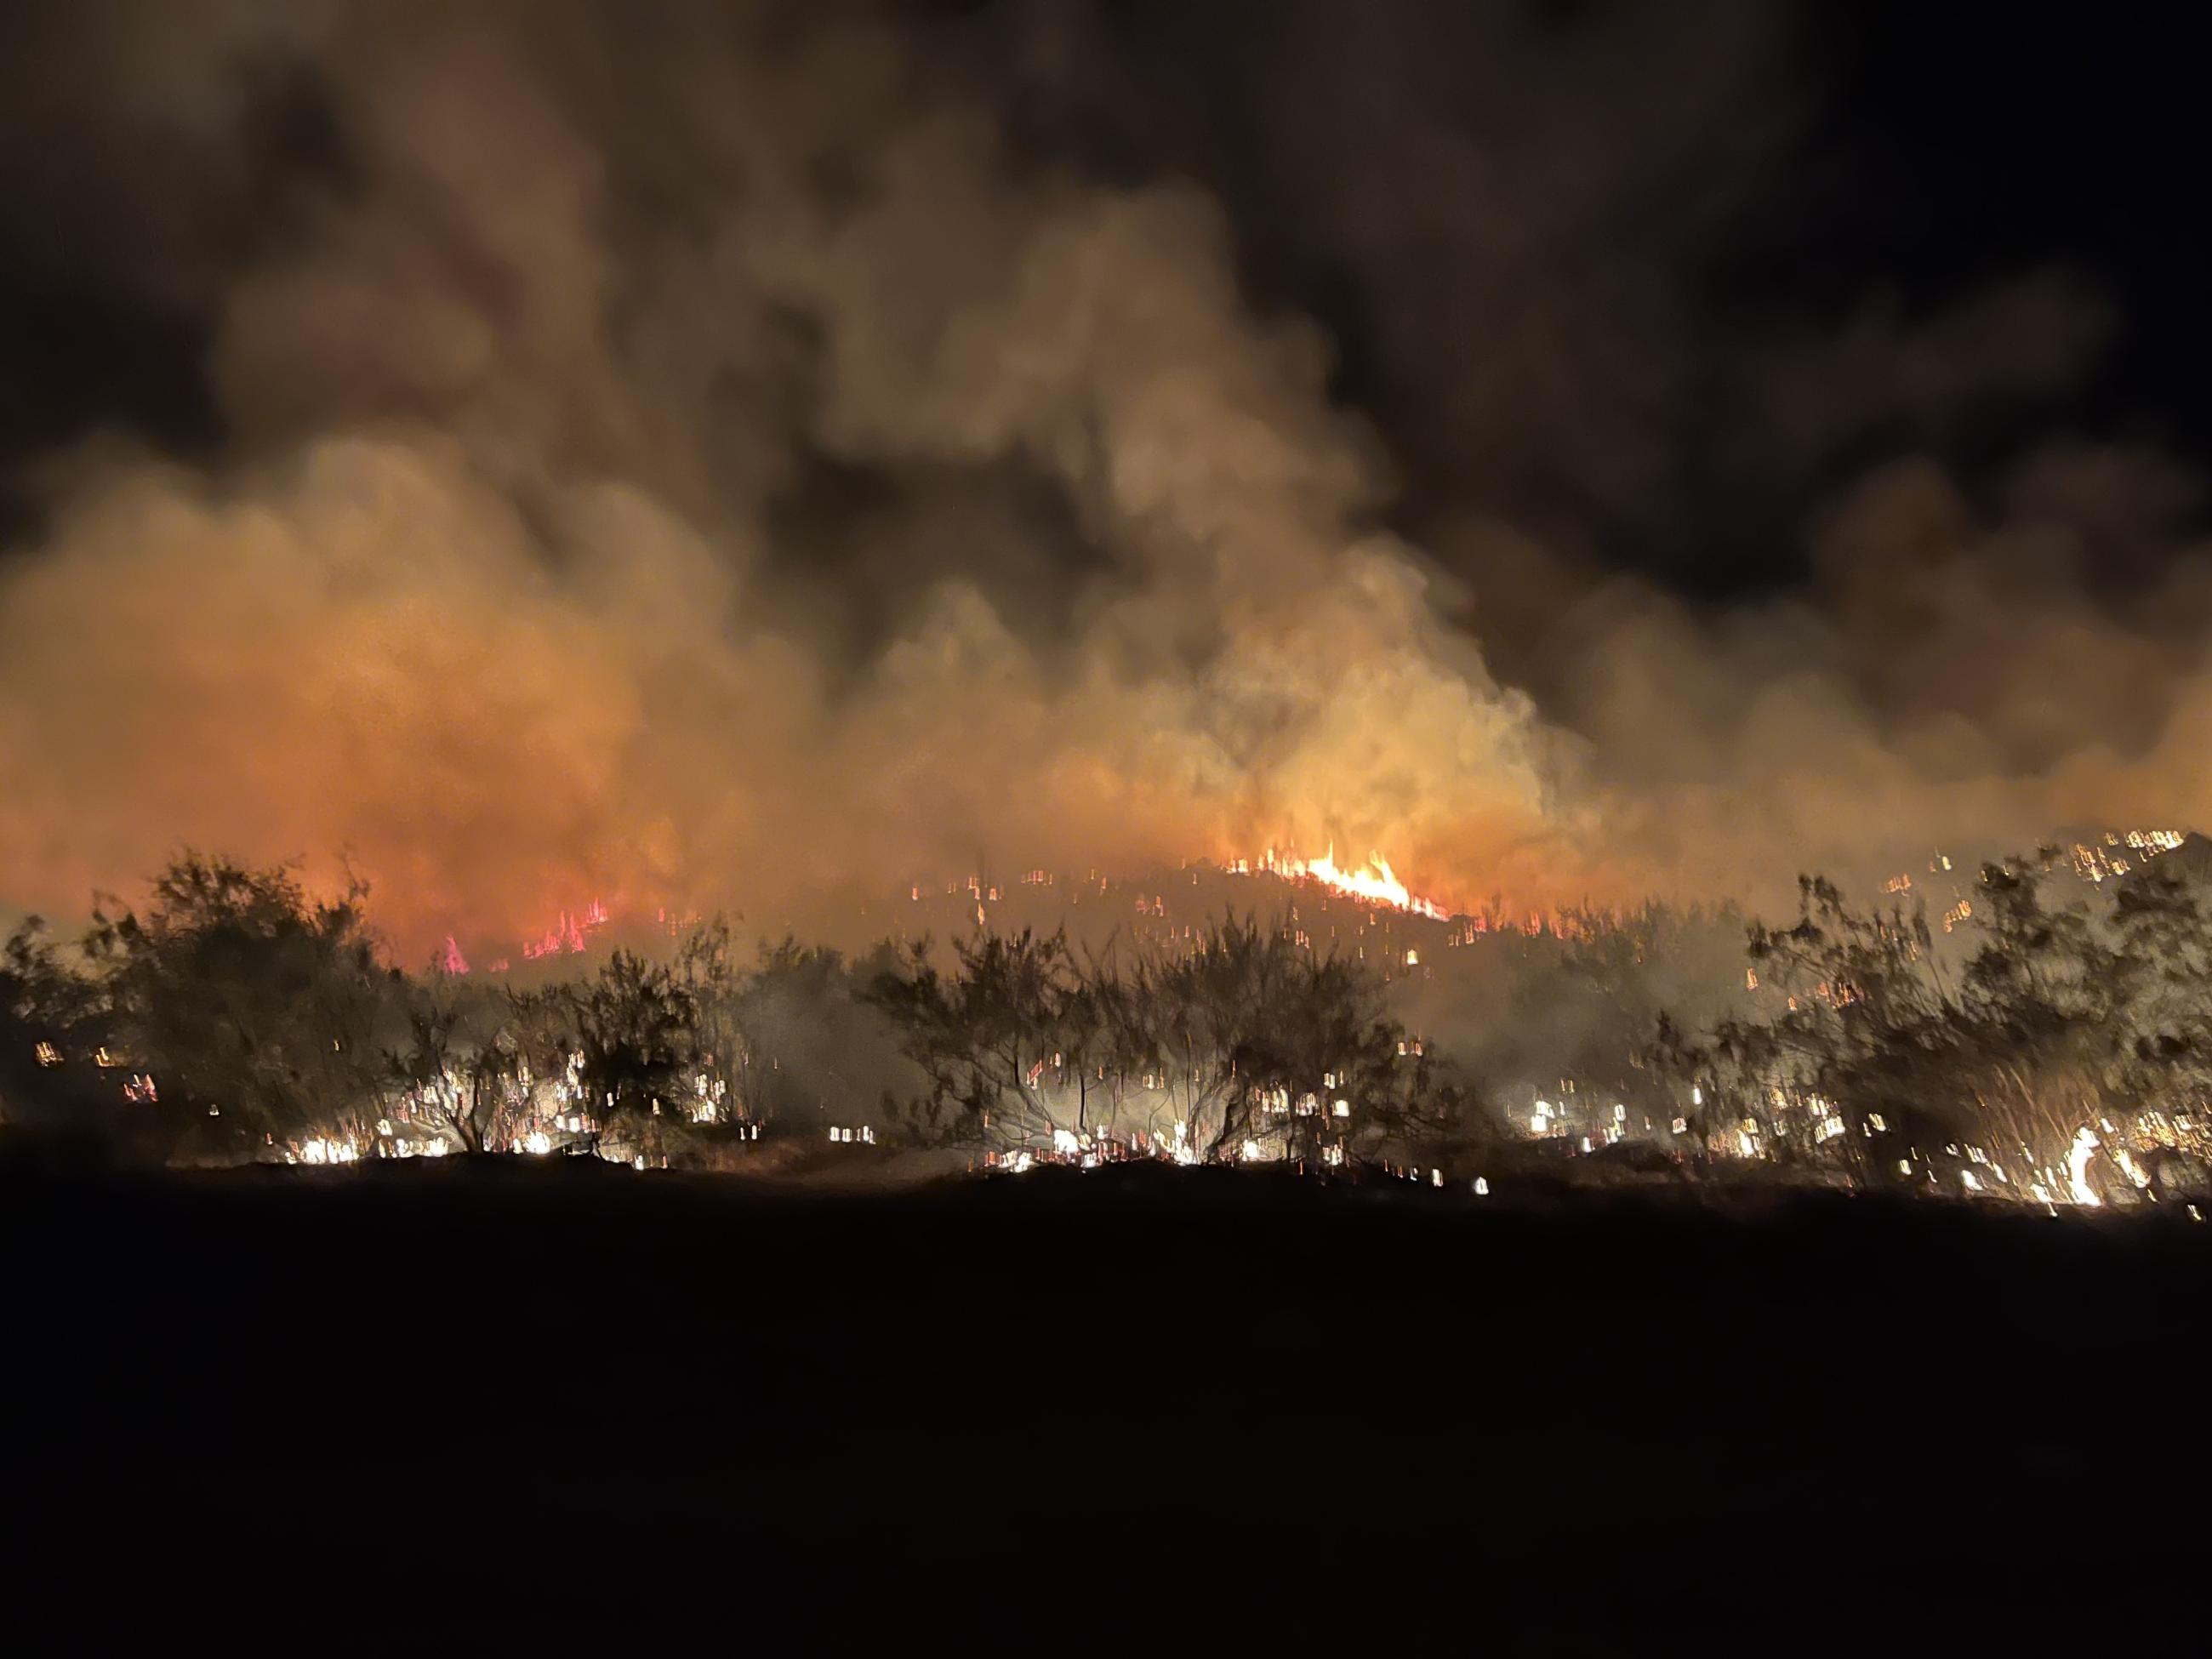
<box><xmin>1229</xmin><ymin>847</ymin><xmax>1450</xmax><ymax>919</ymax></box>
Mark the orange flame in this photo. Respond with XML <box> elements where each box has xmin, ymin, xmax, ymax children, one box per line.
<box><xmin>521</xmin><ymin>897</ymin><xmax>613</xmax><ymax>961</ymax></box>
<box><xmin>1230</xmin><ymin>847</ymin><xmax>1451</xmax><ymax>919</ymax></box>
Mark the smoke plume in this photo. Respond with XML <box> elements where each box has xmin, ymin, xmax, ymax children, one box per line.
<box><xmin>3</xmin><ymin>1</ymin><xmax>2208</xmax><ymax>954</ymax></box>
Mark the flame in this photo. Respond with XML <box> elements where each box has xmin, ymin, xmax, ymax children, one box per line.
<box><xmin>2067</xmin><ymin>1124</ymin><xmax>2103</xmax><ymax>1207</ymax></box>
<box><xmin>522</xmin><ymin>897</ymin><xmax>613</xmax><ymax>961</ymax></box>
<box><xmin>1231</xmin><ymin>847</ymin><xmax>1451</xmax><ymax>919</ymax></box>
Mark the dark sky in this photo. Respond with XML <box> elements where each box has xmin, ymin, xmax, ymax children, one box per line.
<box><xmin>6</xmin><ymin>1</ymin><xmax>2208</xmax><ymax>595</ymax></box>
<box><xmin>1008</xmin><ymin>0</ymin><xmax>2212</xmax><ymax>595</ymax></box>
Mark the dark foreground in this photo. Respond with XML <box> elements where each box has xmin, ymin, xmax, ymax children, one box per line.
<box><xmin>7</xmin><ymin>1149</ymin><xmax>2209</xmax><ymax>1645</ymax></box>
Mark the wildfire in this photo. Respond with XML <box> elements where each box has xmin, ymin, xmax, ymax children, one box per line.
<box><xmin>429</xmin><ymin>898</ymin><xmax>614</xmax><ymax>973</ymax></box>
<box><xmin>522</xmin><ymin>897</ymin><xmax>612</xmax><ymax>961</ymax></box>
<box><xmin>1230</xmin><ymin>847</ymin><xmax>1451</xmax><ymax>919</ymax></box>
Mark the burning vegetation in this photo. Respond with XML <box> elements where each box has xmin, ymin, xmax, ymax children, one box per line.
<box><xmin>7</xmin><ymin>831</ymin><xmax>2210</xmax><ymax>1219</ymax></box>
<box><xmin>13</xmin><ymin>9</ymin><xmax>2212</xmax><ymax>1639</ymax></box>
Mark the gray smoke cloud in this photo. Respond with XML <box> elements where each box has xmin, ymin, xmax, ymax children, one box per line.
<box><xmin>0</xmin><ymin>1</ymin><xmax>2205</xmax><ymax>955</ymax></box>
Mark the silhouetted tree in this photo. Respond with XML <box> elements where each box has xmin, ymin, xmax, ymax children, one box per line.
<box><xmin>865</xmin><ymin>928</ymin><xmax>1083</xmax><ymax>1146</ymax></box>
<box><xmin>2103</xmin><ymin>857</ymin><xmax>2212</xmax><ymax>1115</ymax></box>
<box><xmin>674</xmin><ymin>917</ymin><xmax>749</xmax><ymax>1124</ymax></box>
<box><xmin>867</xmin><ymin>912</ymin><xmax>1428</xmax><ymax>1164</ymax></box>
<box><xmin>568</xmin><ymin>949</ymin><xmax>694</xmax><ymax>1148</ymax></box>
<box><xmin>86</xmin><ymin>853</ymin><xmax>403</xmax><ymax>1151</ymax></box>
<box><xmin>0</xmin><ymin>918</ymin><xmax>117</xmax><ymax>1137</ymax></box>
<box><xmin>389</xmin><ymin>968</ymin><xmax>524</xmax><ymax>1154</ymax></box>
<box><xmin>1119</xmin><ymin>912</ymin><xmax>1413</xmax><ymax>1162</ymax></box>
<box><xmin>733</xmin><ymin>936</ymin><xmax>869</xmax><ymax>1124</ymax></box>
<box><xmin>1655</xmin><ymin>847</ymin><xmax>2212</xmax><ymax>1194</ymax></box>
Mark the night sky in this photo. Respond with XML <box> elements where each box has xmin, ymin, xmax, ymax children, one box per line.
<box><xmin>10</xmin><ymin>5</ymin><xmax>2209</xmax><ymax>574</ymax></box>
